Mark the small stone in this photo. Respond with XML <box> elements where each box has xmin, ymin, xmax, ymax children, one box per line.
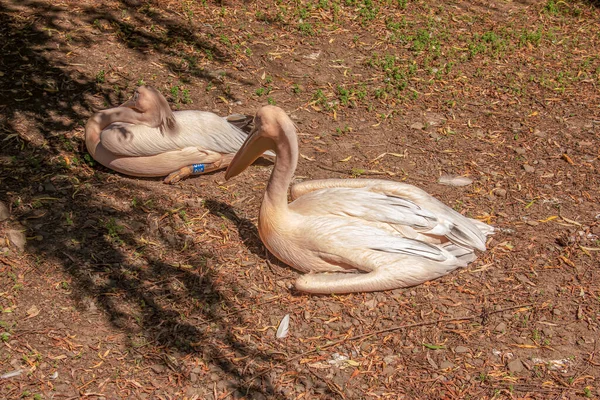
<box><xmin>410</xmin><ymin>122</ymin><xmax>425</xmax><ymax>130</ymax></box>
<box><xmin>553</xmin><ymin>308</ymin><xmax>562</xmax><ymax>316</ymax></box>
<box><xmin>383</xmin><ymin>355</ymin><xmax>398</xmax><ymax>365</ymax></box>
<box><xmin>440</xmin><ymin>360</ymin><xmax>454</xmax><ymax>370</ymax></box>
<box><xmin>533</xmin><ymin>129</ymin><xmax>546</xmax><ymax>138</ymax></box>
<box><xmin>454</xmin><ymin>346</ymin><xmax>469</xmax><ymax>354</ymax></box>
<box><xmin>429</xmin><ymin>131</ymin><xmax>441</xmax><ymax>140</ymax></box>
<box><xmin>0</xmin><ymin>201</ymin><xmax>9</xmax><ymax>221</ymax></box>
<box><xmin>364</xmin><ymin>299</ymin><xmax>377</xmax><ymax>309</ymax></box>
<box><xmin>515</xmin><ymin>147</ymin><xmax>526</xmax><ymax>155</ymax></box>
<box><xmin>523</xmin><ymin>164</ymin><xmax>535</xmax><ymax>173</ymax></box>
<box><xmin>494</xmin><ymin>322</ymin><xmax>507</xmax><ymax>333</ymax></box>
<box><xmin>44</xmin><ymin>182</ymin><xmax>57</xmax><ymax>192</ymax></box>
<box><xmin>507</xmin><ymin>358</ymin><xmax>524</xmax><ymax>373</ymax></box>
<box><xmin>7</xmin><ymin>229</ymin><xmax>26</xmax><ymax>251</ymax></box>
<box><xmin>494</xmin><ymin>188</ymin><xmax>507</xmax><ymax>197</ymax></box>
<box><xmin>150</xmin><ymin>364</ymin><xmax>165</xmax><ymax>374</ymax></box>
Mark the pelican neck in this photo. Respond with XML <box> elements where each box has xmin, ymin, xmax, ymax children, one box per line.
<box><xmin>262</xmin><ymin>127</ymin><xmax>299</xmax><ymax>212</ymax></box>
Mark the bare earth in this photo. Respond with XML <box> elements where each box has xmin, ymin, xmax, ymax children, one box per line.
<box><xmin>1</xmin><ymin>0</ymin><xmax>599</xmax><ymax>398</ymax></box>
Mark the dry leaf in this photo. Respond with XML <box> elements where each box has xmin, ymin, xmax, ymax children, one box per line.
<box><xmin>339</xmin><ymin>156</ymin><xmax>352</xmax><ymax>162</ymax></box>
<box><xmin>300</xmin><ymin>154</ymin><xmax>315</xmax><ymax>161</ymax></box>
<box><xmin>26</xmin><ymin>305</ymin><xmax>40</xmax><ymax>319</ymax></box>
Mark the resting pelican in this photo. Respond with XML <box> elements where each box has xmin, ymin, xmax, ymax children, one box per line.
<box><xmin>85</xmin><ymin>86</ymin><xmax>268</xmax><ymax>183</ymax></box>
<box><xmin>225</xmin><ymin>105</ymin><xmax>494</xmax><ymax>294</ymax></box>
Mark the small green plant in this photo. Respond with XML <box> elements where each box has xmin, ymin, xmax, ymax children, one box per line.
<box><xmin>0</xmin><ymin>332</ymin><xmax>10</xmax><ymax>342</ymax></box>
<box><xmin>358</xmin><ymin>0</ymin><xmax>379</xmax><ymax>24</ymax></box>
<box><xmin>63</xmin><ymin>212</ymin><xmax>73</xmax><ymax>226</ymax></box>
<box><xmin>267</xmin><ymin>97</ymin><xmax>276</xmax><ymax>105</ymax></box>
<box><xmin>103</xmin><ymin>218</ymin><xmax>125</xmax><ymax>244</ymax></box>
<box><xmin>337</xmin><ymin>85</ymin><xmax>351</xmax><ymax>106</ymax></box>
<box><xmin>543</xmin><ymin>0</ymin><xmax>560</xmax><ymax>14</ymax></box>
<box><xmin>519</xmin><ymin>28</ymin><xmax>542</xmax><ymax>47</ymax></box>
<box><xmin>220</xmin><ymin>34</ymin><xmax>231</xmax><ymax>46</ymax></box>
<box><xmin>170</xmin><ymin>85</ymin><xmax>180</xmax><ymax>99</ymax></box>
<box><xmin>255</xmin><ymin>87</ymin><xmax>265</xmax><ymax>96</ymax></box>
<box><xmin>291</xmin><ymin>84</ymin><xmax>301</xmax><ymax>94</ymax></box>
<box><xmin>298</xmin><ymin>22</ymin><xmax>314</xmax><ymax>35</ymax></box>
<box><xmin>351</xmin><ymin>168</ymin><xmax>365</xmax><ymax>177</ymax></box>
<box><xmin>96</xmin><ymin>70</ymin><xmax>106</xmax><ymax>83</ymax></box>
<box><xmin>181</xmin><ymin>88</ymin><xmax>192</xmax><ymax>104</ymax></box>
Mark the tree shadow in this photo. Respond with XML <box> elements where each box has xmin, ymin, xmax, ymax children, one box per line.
<box><xmin>0</xmin><ymin>1</ymin><xmax>295</xmax><ymax>397</ymax></box>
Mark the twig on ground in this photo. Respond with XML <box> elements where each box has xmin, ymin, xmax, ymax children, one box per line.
<box><xmin>243</xmin><ymin>303</ymin><xmax>535</xmax><ymax>386</ymax></box>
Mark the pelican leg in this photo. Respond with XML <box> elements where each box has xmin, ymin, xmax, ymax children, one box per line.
<box><xmin>163</xmin><ymin>154</ymin><xmax>235</xmax><ymax>184</ymax></box>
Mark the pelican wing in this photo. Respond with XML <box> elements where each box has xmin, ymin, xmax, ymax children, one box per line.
<box><xmin>100</xmin><ymin>111</ymin><xmax>249</xmax><ymax>157</ymax></box>
<box><xmin>286</xmin><ymin>216</ymin><xmax>472</xmax><ymax>293</ymax></box>
<box><xmin>290</xmin><ymin>179</ymin><xmax>492</xmax><ymax>251</ymax></box>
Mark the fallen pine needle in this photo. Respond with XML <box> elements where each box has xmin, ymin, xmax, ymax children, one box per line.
<box><xmin>242</xmin><ymin>302</ymin><xmax>535</xmax><ymax>386</ymax></box>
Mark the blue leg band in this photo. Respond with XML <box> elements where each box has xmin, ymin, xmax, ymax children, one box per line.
<box><xmin>192</xmin><ymin>164</ymin><xmax>205</xmax><ymax>173</ymax></box>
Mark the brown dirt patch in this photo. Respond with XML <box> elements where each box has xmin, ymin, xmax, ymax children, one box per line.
<box><xmin>1</xmin><ymin>0</ymin><xmax>599</xmax><ymax>398</ymax></box>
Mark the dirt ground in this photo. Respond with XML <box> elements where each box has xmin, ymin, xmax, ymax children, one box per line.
<box><xmin>1</xmin><ymin>0</ymin><xmax>599</xmax><ymax>398</ymax></box>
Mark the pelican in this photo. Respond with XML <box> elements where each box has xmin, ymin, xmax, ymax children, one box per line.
<box><xmin>85</xmin><ymin>86</ymin><xmax>269</xmax><ymax>183</ymax></box>
<box><xmin>225</xmin><ymin>105</ymin><xmax>494</xmax><ymax>294</ymax></box>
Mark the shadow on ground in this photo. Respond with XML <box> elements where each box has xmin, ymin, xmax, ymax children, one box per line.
<box><xmin>0</xmin><ymin>1</ymin><xmax>298</xmax><ymax>397</ymax></box>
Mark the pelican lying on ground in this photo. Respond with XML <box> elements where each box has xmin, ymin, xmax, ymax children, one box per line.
<box><xmin>225</xmin><ymin>105</ymin><xmax>494</xmax><ymax>294</ymax></box>
<box><xmin>85</xmin><ymin>86</ymin><xmax>269</xmax><ymax>183</ymax></box>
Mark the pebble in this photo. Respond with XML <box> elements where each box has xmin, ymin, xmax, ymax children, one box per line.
<box><xmin>523</xmin><ymin>164</ymin><xmax>535</xmax><ymax>173</ymax></box>
<box><xmin>410</xmin><ymin>122</ymin><xmax>425</xmax><ymax>130</ymax></box>
<box><xmin>454</xmin><ymin>346</ymin><xmax>469</xmax><ymax>354</ymax></box>
<box><xmin>440</xmin><ymin>361</ymin><xmax>454</xmax><ymax>370</ymax></box>
<box><xmin>364</xmin><ymin>299</ymin><xmax>377</xmax><ymax>309</ymax></box>
<box><xmin>0</xmin><ymin>201</ymin><xmax>9</xmax><ymax>221</ymax></box>
<box><xmin>515</xmin><ymin>147</ymin><xmax>526</xmax><ymax>155</ymax></box>
<box><xmin>494</xmin><ymin>188</ymin><xmax>507</xmax><ymax>197</ymax></box>
<box><xmin>383</xmin><ymin>355</ymin><xmax>398</xmax><ymax>365</ymax></box>
<box><xmin>150</xmin><ymin>364</ymin><xmax>165</xmax><ymax>374</ymax></box>
<box><xmin>44</xmin><ymin>182</ymin><xmax>57</xmax><ymax>192</ymax></box>
<box><xmin>7</xmin><ymin>229</ymin><xmax>26</xmax><ymax>251</ymax></box>
<box><xmin>507</xmin><ymin>358</ymin><xmax>524</xmax><ymax>373</ymax></box>
<box><xmin>494</xmin><ymin>322</ymin><xmax>507</xmax><ymax>333</ymax></box>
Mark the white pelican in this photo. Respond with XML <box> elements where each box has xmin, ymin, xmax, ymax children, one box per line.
<box><xmin>85</xmin><ymin>86</ymin><xmax>269</xmax><ymax>183</ymax></box>
<box><xmin>225</xmin><ymin>105</ymin><xmax>494</xmax><ymax>294</ymax></box>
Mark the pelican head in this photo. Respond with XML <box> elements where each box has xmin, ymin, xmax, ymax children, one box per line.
<box><xmin>121</xmin><ymin>86</ymin><xmax>178</xmax><ymax>135</ymax></box>
<box><xmin>225</xmin><ymin>105</ymin><xmax>293</xmax><ymax>180</ymax></box>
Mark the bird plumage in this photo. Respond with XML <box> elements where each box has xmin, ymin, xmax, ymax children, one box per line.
<box><xmin>85</xmin><ymin>86</ymin><xmax>267</xmax><ymax>183</ymax></box>
<box><xmin>225</xmin><ymin>105</ymin><xmax>494</xmax><ymax>294</ymax></box>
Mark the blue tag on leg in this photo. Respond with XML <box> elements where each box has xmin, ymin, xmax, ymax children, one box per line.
<box><xmin>192</xmin><ymin>164</ymin><xmax>205</xmax><ymax>174</ymax></box>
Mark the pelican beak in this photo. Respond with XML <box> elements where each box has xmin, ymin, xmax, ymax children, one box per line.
<box><xmin>225</xmin><ymin>128</ymin><xmax>274</xmax><ymax>180</ymax></box>
<box><xmin>120</xmin><ymin>90</ymin><xmax>142</xmax><ymax>112</ymax></box>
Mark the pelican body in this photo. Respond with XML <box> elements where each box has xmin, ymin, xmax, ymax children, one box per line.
<box><xmin>85</xmin><ymin>86</ymin><xmax>258</xmax><ymax>183</ymax></box>
<box><xmin>225</xmin><ymin>105</ymin><xmax>494</xmax><ymax>294</ymax></box>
